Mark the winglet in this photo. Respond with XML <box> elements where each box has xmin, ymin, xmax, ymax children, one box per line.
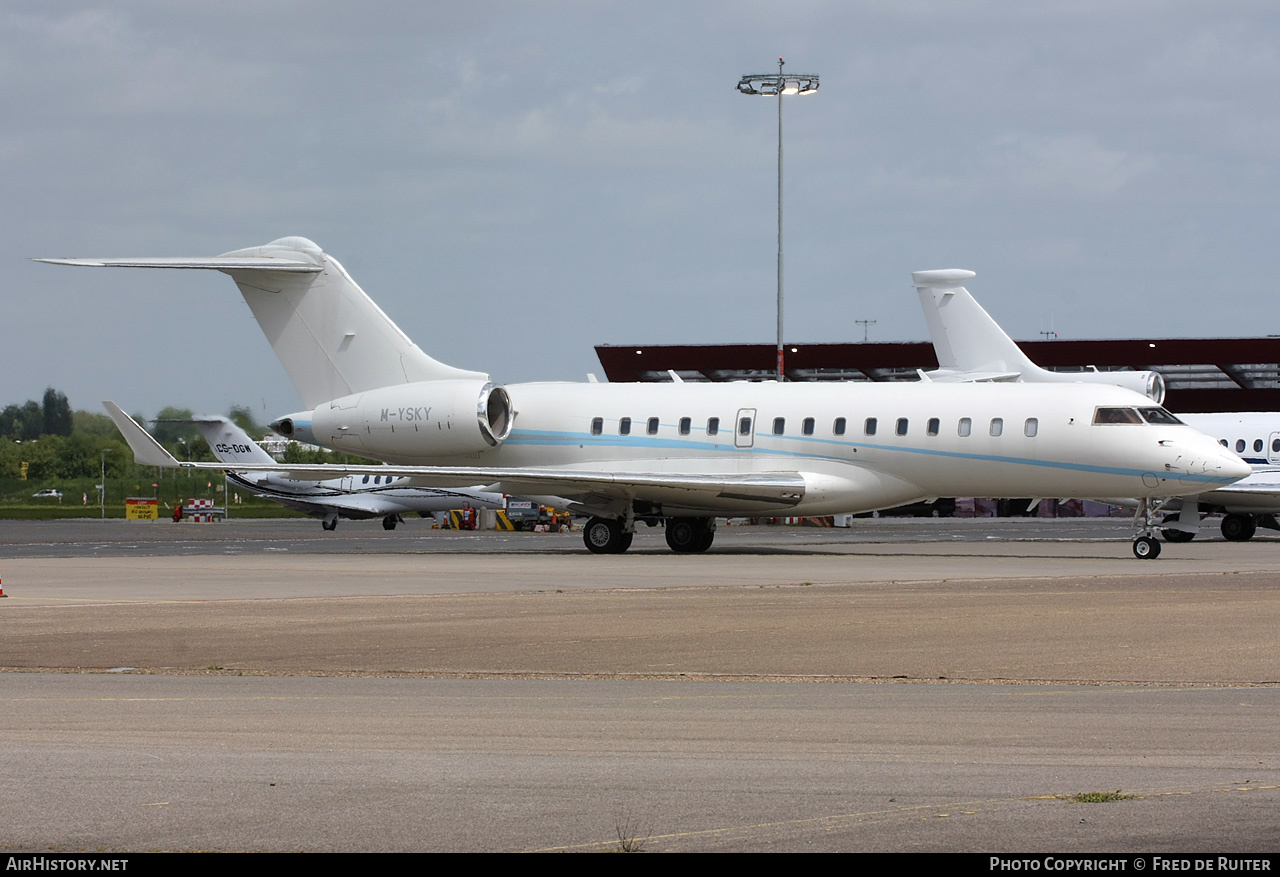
<box><xmin>103</xmin><ymin>401</ymin><xmax>182</xmax><ymax>468</ymax></box>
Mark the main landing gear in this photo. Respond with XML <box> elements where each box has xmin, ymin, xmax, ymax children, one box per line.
<box><xmin>1220</xmin><ymin>513</ymin><xmax>1258</xmax><ymax>542</ymax></box>
<box><xmin>382</xmin><ymin>514</ymin><xmax>403</xmax><ymax>531</ymax></box>
<box><xmin>664</xmin><ymin>517</ymin><xmax>715</xmax><ymax>553</ymax></box>
<box><xmin>322</xmin><ymin>513</ymin><xmax>339</xmax><ymax>531</ymax></box>
<box><xmin>583</xmin><ymin>516</ymin><xmax>634</xmax><ymax>554</ymax></box>
<box><xmin>582</xmin><ymin>515</ymin><xmax>717</xmax><ymax>554</ymax></box>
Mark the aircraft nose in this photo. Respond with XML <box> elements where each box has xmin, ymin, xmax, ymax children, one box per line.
<box><xmin>1220</xmin><ymin>450</ymin><xmax>1253</xmax><ymax>482</ymax></box>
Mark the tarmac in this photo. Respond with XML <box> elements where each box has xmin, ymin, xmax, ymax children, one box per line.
<box><xmin>1</xmin><ymin>517</ymin><xmax>1277</xmax><ymax>852</ymax></box>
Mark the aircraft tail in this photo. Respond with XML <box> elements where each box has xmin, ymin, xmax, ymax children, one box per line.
<box><xmin>177</xmin><ymin>416</ymin><xmax>280</xmax><ymax>467</ymax></box>
<box><xmin>911</xmin><ymin>269</ymin><xmax>1167</xmax><ymax>403</ymax></box>
<box><xmin>911</xmin><ymin>269</ymin><xmax>1037</xmax><ymax>380</ymax></box>
<box><xmin>41</xmin><ymin>237</ymin><xmax>487</xmax><ymax>407</ymax></box>
<box><xmin>103</xmin><ymin>402</ymin><xmax>181</xmax><ymax>468</ymax></box>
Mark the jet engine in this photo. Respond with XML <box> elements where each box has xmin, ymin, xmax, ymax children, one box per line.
<box><xmin>1046</xmin><ymin>368</ymin><xmax>1166</xmax><ymax>405</ymax></box>
<box><xmin>273</xmin><ymin>380</ymin><xmax>513</xmax><ymax>460</ymax></box>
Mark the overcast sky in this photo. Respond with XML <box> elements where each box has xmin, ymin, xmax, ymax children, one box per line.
<box><xmin>4</xmin><ymin>1</ymin><xmax>1278</xmax><ymax>422</ymax></box>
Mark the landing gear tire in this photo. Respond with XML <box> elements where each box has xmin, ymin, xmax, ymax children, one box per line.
<box><xmin>382</xmin><ymin>515</ymin><xmax>398</xmax><ymax>531</ymax></box>
<box><xmin>1221</xmin><ymin>514</ymin><xmax>1257</xmax><ymax>542</ymax></box>
<box><xmin>1161</xmin><ymin>528</ymin><xmax>1195</xmax><ymax>543</ymax></box>
<box><xmin>583</xmin><ymin>516</ymin><xmax>632</xmax><ymax>554</ymax></box>
<box><xmin>1132</xmin><ymin>536</ymin><xmax>1161</xmax><ymax>559</ymax></box>
<box><xmin>665</xmin><ymin>517</ymin><xmax>715</xmax><ymax>553</ymax></box>
<box><xmin>322</xmin><ymin>516</ymin><xmax>338</xmax><ymax>531</ymax></box>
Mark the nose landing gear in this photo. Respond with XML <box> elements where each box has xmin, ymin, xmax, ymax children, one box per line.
<box><xmin>1132</xmin><ymin>498</ymin><xmax>1166</xmax><ymax>559</ymax></box>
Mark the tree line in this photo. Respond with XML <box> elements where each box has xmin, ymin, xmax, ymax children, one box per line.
<box><xmin>2</xmin><ymin>389</ymin><xmax>359</xmax><ymax>482</ymax></box>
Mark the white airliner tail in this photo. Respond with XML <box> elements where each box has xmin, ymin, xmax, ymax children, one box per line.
<box><xmin>912</xmin><ymin>269</ymin><xmax>1165</xmax><ymax>403</ymax></box>
<box><xmin>912</xmin><ymin>269</ymin><xmax>1037</xmax><ymax>381</ymax></box>
<box><xmin>180</xmin><ymin>416</ymin><xmax>280</xmax><ymax>467</ymax></box>
<box><xmin>42</xmin><ymin>238</ymin><xmax>486</xmax><ymax>408</ymax></box>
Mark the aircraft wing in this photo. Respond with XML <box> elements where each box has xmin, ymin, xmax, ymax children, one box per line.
<box><xmin>105</xmin><ymin>402</ymin><xmax>806</xmax><ymax>511</ymax></box>
<box><xmin>251</xmin><ymin>493</ymin><xmax>386</xmax><ymax>520</ymax></box>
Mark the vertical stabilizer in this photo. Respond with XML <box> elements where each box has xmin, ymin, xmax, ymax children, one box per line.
<box><xmin>39</xmin><ymin>238</ymin><xmax>488</xmax><ymax>408</ymax></box>
<box><xmin>219</xmin><ymin>238</ymin><xmax>487</xmax><ymax>406</ymax></box>
<box><xmin>911</xmin><ymin>269</ymin><xmax>1036</xmax><ymax>379</ymax></box>
<box><xmin>181</xmin><ymin>416</ymin><xmax>280</xmax><ymax>466</ymax></box>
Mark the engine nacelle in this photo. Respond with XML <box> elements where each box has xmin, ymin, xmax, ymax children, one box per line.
<box><xmin>277</xmin><ymin>380</ymin><xmax>513</xmax><ymax>460</ymax></box>
<box><xmin>1054</xmin><ymin>368</ymin><xmax>1166</xmax><ymax>405</ymax></box>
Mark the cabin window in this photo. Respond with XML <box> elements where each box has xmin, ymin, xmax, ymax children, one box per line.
<box><xmin>1236</xmin><ymin>439</ymin><xmax>1246</xmax><ymax>453</ymax></box>
<box><xmin>926</xmin><ymin>418</ymin><xmax>940</xmax><ymax>437</ymax></box>
<box><xmin>1273</xmin><ymin>438</ymin><xmax>1279</xmax><ymax>453</ymax></box>
<box><xmin>896</xmin><ymin>418</ymin><xmax>908</xmax><ymax>436</ymax></box>
<box><xmin>773</xmin><ymin>417</ymin><xmax>786</xmax><ymax>435</ymax></box>
<box><xmin>362</xmin><ymin>475</ymin><xmax>370</xmax><ymax>484</ymax></box>
<box><xmin>1024</xmin><ymin>417</ymin><xmax>1038</xmax><ymax>437</ymax></box>
<box><xmin>374</xmin><ymin>476</ymin><xmax>382</xmax><ymax>485</ymax></box>
<box><xmin>1093</xmin><ymin>407</ymin><xmax>1142</xmax><ymax>425</ymax></box>
<box><xmin>707</xmin><ymin>417</ymin><xmax>720</xmax><ymax>436</ymax></box>
<box><xmin>1255</xmin><ymin>439</ymin><xmax>1264</xmax><ymax>453</ymax></box>
<box><xmin>679</xmin><ymin>417</ymin><xmax>691</xmax><ymax>436</ymax></box>
<box><xmin>647</xmin><ymin>417</ymin><xmax>659</xmax><ymax>436</ymax></box>
<box><xmin>619</xmin><ymin>417</ymin><xmax>631</xmax><ymax>436</ymax></box>
<box><xmin>738</xmin><ymin>416</ymin><xmax>752</xmax><ymax>436</ymax></box>
<box><xmin>1138</xmin><ymin>407</ymin><xmax>1182</xmax><ymax>425</ymax></box>
<box><xmin>958</xmin><ymin>417</ymin><xmax>972</xmax><ymax>437</ymax></box>
<box><xmin>865</xmin><ymin>417</ymin><xmax>877</xmax><ymax>436</ymax></box>
<box><xmin>802</xmin><ymin>417</ymin><xmax>815</xmax><ymax>436</ymax></box>
<box><xmin>591</xmin><ymin>417</ymin><xmax>603</xmax><ymax>436</ymax></box>
<box><xmin>833</xmin><ymin>417</ymin><xmax>846</xmax><ymax>436</ymax></box>
<box><xmin>990</xmin><ymin>418</ymin><xmax>1004</xmax><ymax>437</ymax></box>
<box><xmin>1219</xmin><ymin>439</ymin><xmax>1228</xmax><ymax>447</ymax></box>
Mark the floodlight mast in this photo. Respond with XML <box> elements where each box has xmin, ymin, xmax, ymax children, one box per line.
<box><xmin>738</xmin><ymin>58</ymin><xmax>819</xmax><ymax>381</ymax></box>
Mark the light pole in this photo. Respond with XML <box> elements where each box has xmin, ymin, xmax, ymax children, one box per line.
<box><xmin>99</xmin><ymin>448</ymin><xmax>114</xmax><ymax>519</ymax></box>
<box><xmin>738</xmin><ymin>58</ymin><xmax>819</xmax><ymax>381</ymax></box>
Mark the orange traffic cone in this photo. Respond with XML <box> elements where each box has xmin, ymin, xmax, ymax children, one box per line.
<box><xmin>0</xmin><ymin>565</ymin><xmax>6</xmax><ymax>597</ymax></box>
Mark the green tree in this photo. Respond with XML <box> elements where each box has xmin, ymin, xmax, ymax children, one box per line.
<box><xmin>229</xmin><ymin>405</ymin><xmax>266</xmax><ymax>440</ymax></box>
<box><xmin>150</xmin><ymin>407</ymin><xmax>201</xmax><ymax>445</ymax></box>
<box><xmin>42</xmin><ymin>388</ymin><xmax>73</xmax><ymax>437</ymax></box>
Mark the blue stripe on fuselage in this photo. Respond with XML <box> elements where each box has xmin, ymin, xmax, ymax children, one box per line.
<box><xmin>503</xmin><ymin>428</ymin><xmax>1239</xmax><ymax>486</ymax></box>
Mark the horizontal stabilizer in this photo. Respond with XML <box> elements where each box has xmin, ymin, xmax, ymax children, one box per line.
<box><xmin>34</xmin><ymin>257</ymin><xmax>321</xmax><ymax>273</ymax></box>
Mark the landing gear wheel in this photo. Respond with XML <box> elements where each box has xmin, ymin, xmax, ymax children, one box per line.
<box><xmin>665</xmin><ymin>518</ymin><xmax>700</xmax><ymax>552</ymax></box>
<box><xmin>322</xmin><ymin>516</ymin><xmax>338</xmax><ymax>531</ymax></box>
<box><xmin>382</xmin><ymin>515</ymin><xmax>398</xmax><ymax>531</ymax></box>
<box><xmin>1132</xmin><ymin>536</ymin><xmax>1161</xmax><ymax>559</ymax></box>
<box><xmin>1161</xmin><ymin>528</ymin><xmax>1195</xmax><ymax>543</ymax></box>
<box><xmin>1221</xmin><ymin>514</ymin><xmax>1257</xmax><ymax>542</ymax></box>
<box><xmin>583</xmin><ymin>516</ymin><xmax>632</xmax><ymax>554</ymax></box>
<box><xmin>665</xmin><ymin>517</ymin><xmax>715</xmax><ymax>553</ymax></box>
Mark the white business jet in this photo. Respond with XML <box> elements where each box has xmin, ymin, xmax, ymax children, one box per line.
<box><xmin>911</xmin><ymin>269</ymin><xmax>1278</xmax><ymax>543</ymax></box>
<box><xmin>145</xmin><ymin>412</ymin><xmax>505</xmax><ymax>531</ymax></box>
<box><xmin>40</xmin><ymin>238</ymin><xmax>1248</xmax><ymax>558</ymax></box>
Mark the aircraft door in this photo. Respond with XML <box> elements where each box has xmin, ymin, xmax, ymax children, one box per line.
<box><xmin>734</xmin><ymin>408</ymin><xmax>756</xmax><ymax>449</ymax></box>
<box><xmin>1269</xmin><ymin>432</ymin><xmax>1280</xmax><ymax>465</ymax></box>
<box><xmin>341</xmin><ymin>476</ymin><xmax>355</xmax><ymax>491</ymax></box>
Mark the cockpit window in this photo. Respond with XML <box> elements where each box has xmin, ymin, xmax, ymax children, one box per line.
<box><xmin>1137</xmin><ymin>407</ymin><xmax>1183</xmax><ymax>426</ymax></box>
<box><xmin>1093</xmin><ymin>407</ymin><xmax>1142</xmax><ymax>425</ymax></box>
